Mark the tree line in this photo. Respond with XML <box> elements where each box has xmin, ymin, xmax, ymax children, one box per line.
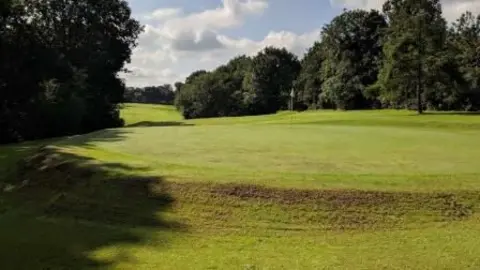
<box><xmin>0</xmin><ymin>0</ymin><xmax>141</xmax><ymax>144</ymax></box>
<box><xmin>175</xmin><ymin>0</ymin><xmax>480</xmax><ymax>119</ymax></box>
<box><xmin>124</xmin><ymin>85</ymin><xmax>175</xmax><ymax>105</ymax></box>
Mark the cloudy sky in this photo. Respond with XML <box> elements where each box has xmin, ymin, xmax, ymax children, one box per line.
<box><xmin>123</xmin><ymin>0</ymin><xmax>480</xmax><ymax>87</ymax></box>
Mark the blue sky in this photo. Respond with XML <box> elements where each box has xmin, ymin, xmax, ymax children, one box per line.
<box><xmin>123</xmin><ymin>0</ymin><xmax>480</xmax><ymax>87</ymax></box>
<box><xmin>129</xmin><ymin>0</ymin><xmax>340</xmax><ymax>39</ymax></box>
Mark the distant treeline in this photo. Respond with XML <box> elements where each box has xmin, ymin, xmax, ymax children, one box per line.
<box><xmin>175</xmin><ymin>0</ymin><xmax>480</xmax><ymax>119</ymax></box>
<box><xmin>124</xmin><ymin>85</ymin><xmax>175</xmax><ymax>105</ymax></box>
<box><xmin>0</xmin><ymin>0</ymin><xmax>141</xmax><ymax>144</ymax></box>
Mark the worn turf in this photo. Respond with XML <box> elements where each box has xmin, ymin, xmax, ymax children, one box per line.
<box><xmin>1</xmin><ymin>104</ymin><xmax>480</xmax><ymax>269</ymax></box>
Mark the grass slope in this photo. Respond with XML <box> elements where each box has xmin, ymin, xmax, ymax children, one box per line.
<box><xmin>1</xmin><ymin>103</ymin><xmax>480</xmax><ymax>269</ymax></box>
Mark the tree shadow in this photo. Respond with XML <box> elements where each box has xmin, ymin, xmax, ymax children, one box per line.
<box><xmin>0</xmin><ymin>134</ymin><xmax>184</xmax><ymax>269</ymax></box>
<box><xmin>55</xmin><ymin>129</ymin><xmax>134</xmax><ymax>147</ymax></box>
<box><xmin>126</xmin><ymin>121</ymin><xmax>194</xmax><ymax>128</ymax></box>
<box><xmin>413</xmin><ymin>111</ymin><xmax>480</xmax><ymax>116</ymax></box>
<box><xmin>1</xmin><ymin>141</ymin><xmax>56</xmax><ymax>181</ymax></box>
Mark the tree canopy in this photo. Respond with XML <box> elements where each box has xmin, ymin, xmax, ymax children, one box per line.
<box><xmin>376</xmin><ymin>0</ymin><xmax>447</xmax><ymax>113</ymax></box>
<box><xmin>125</xmin><ymin>85</ymin><xmax>175</xmax><ymax>105</ymax></box>
<box><xmin>321</xmin><ymin>9</ymin><xmax>387</xmax><ymax>110</ymax></box>
<box><xmin>0</xmin><ymin>0</ymin><xmax>142</xmax><ymax>143</ymax></box>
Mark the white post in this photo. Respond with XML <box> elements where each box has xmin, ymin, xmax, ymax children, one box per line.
<box><xmin>290</xmin><ymin>88</ymin><xmax>295</xmax><ymax>111</ymax></box>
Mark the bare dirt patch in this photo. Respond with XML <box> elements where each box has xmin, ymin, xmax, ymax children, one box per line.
<box><xmin>169</xmin><ymin>182</ymin><xmax>479</xmax><ymax>230</ymax></box>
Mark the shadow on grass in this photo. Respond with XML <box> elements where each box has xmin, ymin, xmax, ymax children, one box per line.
<box><xmin>0</xmin><ymin>132</ymin><xmax>184</xmax><ymax>269</ymax></box>
<box><xmin>413</xmin><ymin>111</ymin><xmax>480</xmax><ymax>116</ymax></box>
<box><xmin>126</xmin><ymin>121</ymin><xmax>194</xmax><ymax>128</ymax></box>
<box><xmin>0</xmin><ymin>142</ymin><xmax>51</xmax><ymax>179</ymax></box>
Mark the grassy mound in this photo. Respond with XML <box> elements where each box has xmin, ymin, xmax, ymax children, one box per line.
<box><xmin>9</xmin><ymin>146</ymin><xmax>176</xmax><ymax>226</ymax></box>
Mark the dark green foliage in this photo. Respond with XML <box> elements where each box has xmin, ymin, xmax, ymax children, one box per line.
<box><xmin>446</xmin><ymin>12</ymin><xmax>480</xmax><ymax>111</ymax></box>
<box><xmin>125</xmin><ymin>85</ymin><xmax>175</xmax><ymax>105</ymax></box>
<box><xmin>175</xmin><ymin>55</ymin><xmax>254</xmax><ymax>119</ymax></box>
<box><xmin>174</xmin><ymin>82</ymin><xmax>184</xmax><ymax>92</ymax></box>
<box><xmin>185</xmin><ymin>70</ymin><xmax>208</xmax><ymax>84</ymax></box>
<box><xmin>295</xmin><ymin>42</ymin><xmax>327</xmax><ymax>110</ymax></box>
<box><xmin>0</xmin><ymin>0</ymin><xmax>142</xmax><ymax>143</ymax></box>
<box><xmin>176</xmin><ymin>71</ymin><xmax>226</xmax><ymax>119</ymax></box>
<box><xmin>376</xmin><ymin>0</ymin><xmax>447</xmax><ymax>113</ymax></box>
<box><xmin>321</xmin><ymin>9</ymin><xmax>387</xmax><ymax>110</ymax></box>
<box><xmin>245</xmin><ymin>47</ymin><xmax>301</xmax><ymax>114</ymax></box>
<box><xmin>176</xmin><ymin>48</ymin><xmax>301</xmax><ymax>119</ymax></box>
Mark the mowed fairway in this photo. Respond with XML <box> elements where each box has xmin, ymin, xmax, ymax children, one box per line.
<box><xmin>2</xmin><ymin>103</ymin><xmax>480</xmax><ymax>269</ymax></box>
<box><xmin>86</xmin><ymin>104</ymin><xmax>480</xmax><ymax>191</ymax></box>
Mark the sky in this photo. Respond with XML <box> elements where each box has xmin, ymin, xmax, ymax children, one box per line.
<box><xmin>122</xmin><ymin>0</ymin><xmax>480</xmax><ymax>87</ymax></box>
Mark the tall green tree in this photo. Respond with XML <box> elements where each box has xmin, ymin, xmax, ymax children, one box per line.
<box><xmin>174</xmin><ymin>82</ymin><xmax>184</xmax><ymax>92</ymax></box>
<box><xmin>377</xmin><ymin>0</ymin><xmax>447</xmax><ymax>113</ymax></box>
<box><xmin>244</xmin><ymin>47</ymin><xmax>301</xmax><ymax>114</ymax></box>
<box><xmin>447</xmin><ymin>12</ymin><xmax>480</xmax><ymax>111</ymax></box>
<box><xmin>175</xmin><ymin>56</ymin><xmax>253</xmax><ymax>119</ymax></box>
<box><xmin>295</xmin><ymin>41</ymin><xmax>326</xmax><ymax>110</ymax></box>
<box><xmin>0</xmin><ymin>0</ymin><xmax>46</xmax><ymax>142</ymax></box>
<box><xmin>185</xmin><ymin>70</ymin><xmax>208</xmax><ymax>84</ymax></box>
<box><xmin>0</xmin><ymin>0</ymin><xmax>142</xmax><ymax>143</ymax></box>
<box><xmin>28</xmin><ymin>0</ymin><xmax>142</xmax><ymax>130</ymax></box>
<box><xmin>321</xmin><ymin>9</ymin><xmax>387</xmax><ymax>110</ymax></box>
<box><xmin>217</xmin><ymin>55</ymin><xmax>253</xmax><ymax>116</ymax></box>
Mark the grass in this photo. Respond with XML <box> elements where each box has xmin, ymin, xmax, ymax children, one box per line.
<box><xmin>67</xmin><ymin>109</ymin><xmax>480</xmax><ymax>191</ymax></box>
<box><xmin>120</xmin><ymin>103</ymin><xmax>182</xmax><ymax>126</ymax></box>
<box><xmin>1</xmin><ymin>103</ymin><xmax>480</xmax><ymax>269</ymax></box>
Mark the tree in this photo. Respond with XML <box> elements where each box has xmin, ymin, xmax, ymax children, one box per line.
<box><xmin>321</xmin><ymin>9</ymin><xmax>387</xmax><ymax>110</ymax></box>
<box><xmin>244</xmin><ymin>47</ymin><xmax>301</xmax><ymax>114</ymax></box>
<box><xmin>295</xmin><ymin>42</ymin><xmax>326</xmax><ymax>110</ymax></box>
<box><xmin>124</xmin><ymin>85</ymin><xmax>175</xmax><ymax>104</ymax></box>
<box><xmin>174</xmin><ymin>82</ymin><xmax>184</xmax><ymax>92</ymax></box>
<box><xmin>377</xmin><ymin>0</ymin><xmax>447</xmax><ymax>113</ymax></box>
<box><xmin>0</xmin><ymin>0</ymin><xmax>43</xmax><ymax>142</ymax></box>
<box><xmin>0</xmin><ymin>0</ymin><xmax>142</xmax><ymax>143</ymax></box>
<box><xmin>447</xmin><ymin>12</ymin><xmax>480</xmax><ymax>111</ymax></box>
<box><xmin>185</xmin><ymin>70</ymin><xmax>208</xmax><ymax>84</ymax></box>
<box><xmin>175</xmin><ymin>55</ymin><xmax>253</xmax><ymax>119</ymax></box>
<box><xmin>175</xmin><ymin>71</ymin><xmax>235</xmax><ymax>119</ymax></box>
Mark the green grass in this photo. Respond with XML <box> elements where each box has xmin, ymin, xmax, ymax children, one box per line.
<box><xmin>62</xmin><ymin>108</ymin><xmax>480</xmax><ymax>191</ymax></box>
<box><xmin>120</xmin><ymin>103</ymin><xmax>182</xmax><ymax>126</ymax></box>
<box><xmin>2</xmin><ymin>103</ymin><xmax>480</xmax><ymax>269</ymax></box>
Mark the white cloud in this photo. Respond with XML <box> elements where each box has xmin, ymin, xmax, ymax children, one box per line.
<box><xmin>442</xmin><ymin>0</ymin><xmax>480</xmax><ymax>22</ymax></box>
<box><xmin>122</xmin><ymin>0</ymin><xmax>321</xmax><ymax>87</ymax></box>
<box><xmin>162</xmin><ymin>0</ymin><xmax>267</xmax><ymax>34</ymax></box>
<box><xmin>330</xmin><ymin>0</ymin><xmax>384</xmax><ymax>10</ymax></box>
<box><xmin>170</xmin><ymin>30</ymin><xmax>225</xmax><ymax>52</ymax></box>
<box><xmin>330</xmin><ymin>0</ymin><xmax>480</xmax><ymax>22</ymax></box>
<box><xmin>220</xmin><ymin>30</ymin><xmax>321</xmax><ymax>56</ymax></box>
<box><xmin>144</xmin><ymin>8</ymin><xmax>182</xmax><ymax>21</ymax></box>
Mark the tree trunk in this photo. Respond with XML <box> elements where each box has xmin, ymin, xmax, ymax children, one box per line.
<box><xmin>417</xmin><ymin>62</ymin><xmax>423</xmax><ymax>114</ymax></box>
<box><xmin>417</xmin><ymin>13</ymin><xmax>424</xmax><ymax>115</ymax></box>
